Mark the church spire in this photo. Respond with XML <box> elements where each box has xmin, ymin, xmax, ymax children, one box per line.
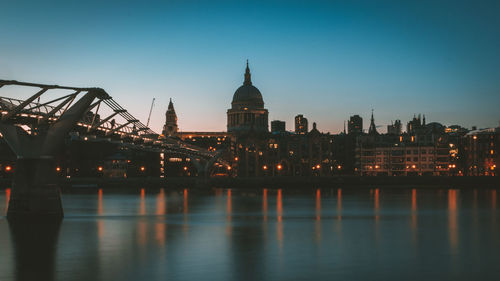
<box><xmin>243</xmin><ymin>59</ymin><xmax>252</xmax><ymax>85</ymax></box>
<box><xmin>368</xmin><ymin>109</ymin><xmax>378</xmax><ymax>135</ymax></box>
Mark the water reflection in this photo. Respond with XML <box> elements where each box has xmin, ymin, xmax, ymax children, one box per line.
<box><xmin>2</xmin><ymin>187</ymin><xmax>500</xmax><ymax>281</ymax></box>
<box><xmin>156</xmin><ymin>188</ymin><xmax>166</xmax><ymax>216</ymax></box>
<box><xmin>448</xmin><ymin>189</ymin><xmax>459</xmax><ymax>255</ymax></box>
<box><xmin>410</xmin><ymin>189</ymin><xmax>418</xmax><ymax>246</ymax></box>
<box><xmin>337</xmin><ymin>188</ymin><xmax>342</xmax><ymax>220</ymax></box>
<box><xmin>226</xmin><ymin>189</ymin><xmax>232</xmax><ymax>236</ymax></box>
<box><xmin>97</xmin><ymin>188</ymin><xmax>104</xmax><ymax>238</ymax></box>
<box><xmin>8</xmin><ymin>219</ymin><xmax>61</xmax><ymax>281</ymax></box>
<box><xmin>335</xmin><ymin>188</ymin><xmax>342</xmax><ymax>241</ymax></box>
<box><xmin>276</xmin><ymin>189</ymin><xmax>283</xmax><ymax>248</ymax></box>
<box><xmin>262</xmin><ymin>188</ymin><xmax>268</xmax><ymax>221</ymax></box>
<box><xmin>155</xmin><ymin>188</ymin><xmax>166</xmax><ymax>245</ymax></box>
<box><xmin>315</xmin><ymin>189</ymin><xmax>321</xmax><ymax>242</ymax></box>
<box><xmin>4</xmin><ymin>188</ymin><xmax>10</xmax><ymax>214</ymax></box>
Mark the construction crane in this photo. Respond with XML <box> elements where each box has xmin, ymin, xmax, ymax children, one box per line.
<box><xmin>146</xmin><ymin>98</ymin><xmax>155</xmax><ymax>128</ymax></box>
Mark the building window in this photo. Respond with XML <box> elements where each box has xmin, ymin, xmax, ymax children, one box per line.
<box><xmin>414</xmin><ymin>157</ymin><xmax>418</xmax><ymax>161</ymax></box>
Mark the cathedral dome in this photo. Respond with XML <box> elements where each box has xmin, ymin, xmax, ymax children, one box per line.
<box><xmin>232</xmin><ymin>84</ymin><xmax>263</xmax><ymax>108</ymax></box>
<box><xmin>231</xmin><ymin>61</ymin><xmax>264</xmax><ymax>109</ymax></box>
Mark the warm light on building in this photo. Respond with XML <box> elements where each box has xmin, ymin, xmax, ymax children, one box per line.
<box><xmin>97</xmin><ymin>166</ymin><xmax>103</xmax><ymax>172</ymax></box>
<box><xmin>183</xmin><ymin>166</ymin><xmax>188</xmax><ymax>171</ymax></box>
<box><xmin>5</xmin><ymin>165</ymin><xmax>12</xmax><ymax>172</ymax></box>
<box><xmin>56</xmin><ymin>167</ymin><xmax>61</xmax><ymax>172</ymax></box>
<box><xmin>277</xmin><ymin>164</ymin><xmax>282</xmax><ymax>170</ymax></box>
<box><xmin>140</xmin><ymin>166</ymin><xmax>145</xmax><ymax>171</ymax></box>
<box><xmin>227</xmin><ymin>166</ymin><xmax>231</xmax><ymax>170</ymax></box>
<box><xmin>263</xmin><ymin>165</ymin><xmax>268</xmax><ymax>170</ymax></box>
<box><xmin>316</xmin><ymin>164</ymin><xmax>321</xmax><ymax>169</ymax></box>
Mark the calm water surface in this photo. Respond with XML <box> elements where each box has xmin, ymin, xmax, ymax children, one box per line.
<box><xmin>0</xmin><ymin>187</ymin><xmax>499</xmax><ymax>281</ymax></box>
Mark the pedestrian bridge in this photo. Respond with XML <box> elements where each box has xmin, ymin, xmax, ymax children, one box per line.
<box><xmin>0</xmin><ymin>79</ymin><xmax>225</xmax><ymax>219</ymax></box>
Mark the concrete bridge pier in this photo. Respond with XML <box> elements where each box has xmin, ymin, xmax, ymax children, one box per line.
<box><xmin>7</xmin><ymin>157</ymin><xmax>63</xmax><ymax>219</ymax></box>
<box><xmin>0</xmin><ymin>87</ymin><xmax>104</xmax><ymax>220</ymax></box>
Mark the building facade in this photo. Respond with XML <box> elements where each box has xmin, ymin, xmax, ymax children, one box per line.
<box><xmin>295</xmin><ymin>114</ymin><xmax>308</xmax><ymax>134</ymax></box>
<box><xmin>227</xmin><ymin>61</ymin><xmax>269</xmax><ymax>133</ymax></box>
<box><xmin>162</xmin><ymin>98</ymin><xmax>178</xmax><ymax>137</ymax></box>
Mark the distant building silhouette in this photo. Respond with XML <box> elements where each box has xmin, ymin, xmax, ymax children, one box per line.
<box><xmin>227</xmin><ymin>60</ymin><xmax>269</xmax><ymax>133</ymax></box>
<box><xmin>348</xmin><ymin>115</ymin><xmax>363</xmax><ymax>134</ymax></box>
<box><xmin>295</xmin><ymin>114</ymin><xmax>308</xmax><ymax>134</ymax></box>
<box><xmin>387</xmin><ymin>120</ymin><xmax>402</xmax><ymax>135</ymax></box>
<box><xmin>407</xmin><ymin>114</ymin><xmax>426</xmax><ymax>134</ymax></box>
<box><xmin>368</xmin><ymin>110</ymin><xmax>378</xmax><ymax>135</ymax></box>
<box><xmin>162</xmin><ymin>98</ymin><xmax>178</xmax><ymax>137</ymax></box>
<box><xmin>271</xmin><ymin>120</ymin><xmax>286</xmax><ymax>133</ymax></box>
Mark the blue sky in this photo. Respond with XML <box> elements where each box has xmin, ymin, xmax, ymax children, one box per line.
<box><xmin>1</xmin><ymin>0</ymin><xmax>499</xmax><ymax>133</ymax></box>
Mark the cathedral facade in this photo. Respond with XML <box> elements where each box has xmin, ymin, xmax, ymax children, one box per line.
<box><xmin>227</xmin><ymin>61</ymin><xmax>269</xmax><ymax>133</ymax></box>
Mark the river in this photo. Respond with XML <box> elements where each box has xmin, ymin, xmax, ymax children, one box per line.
<box><xmin>0</xmin><ymin>187</ymin><xmax>499</xmax><ymax>281</ymax></box>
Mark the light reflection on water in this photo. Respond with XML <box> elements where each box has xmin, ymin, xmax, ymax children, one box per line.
<box><xmin>0</xmin><ymin>187</ymin><xmax>499</xmax><ymax>281</ymax></box>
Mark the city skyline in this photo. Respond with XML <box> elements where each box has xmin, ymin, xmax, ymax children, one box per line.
<box><xmin>1</xmin><ymin>0</ymin><xmax>499</xmax><ymax>133</ymax></box>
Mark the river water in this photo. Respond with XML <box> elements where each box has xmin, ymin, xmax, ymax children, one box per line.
<box><xmin>0</xmin><ymin>187</ymin><xmax>499</xmax><ymax>281</ymax></box>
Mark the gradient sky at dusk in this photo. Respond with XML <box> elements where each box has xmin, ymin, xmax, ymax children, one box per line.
<box><xmin>1</xmin><ymin>0</ymin><xmax>499</xmax><ymax>133</ymax></box>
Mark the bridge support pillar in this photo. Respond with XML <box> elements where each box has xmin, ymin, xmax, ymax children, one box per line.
<box><xmin>7</xmin><ymin>158</ymin><xmax>63</xmax><ymax>219</ymax></box>
<box><xmin>0</xmin><ymin>88</ymin><xmax>103</xmax><ymax>220</ymax></box>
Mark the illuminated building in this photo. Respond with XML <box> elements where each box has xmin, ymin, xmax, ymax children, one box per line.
<box><xmin>162</xmin><ymin>98</ymin><xmax>178</xmax><ymax>137</ymax></box>
<box><xmin>295</xmin><ymin>114</ymin><xmax>308</xmax><ymax>134</ymax></box>
<box><xmin>463</xmin><ymin>127</ymin><xmax>499</xmax><ymax>176</ymax></box>
<box><xmin>227</xmin><ymin>60</ymin><xmax>269</xmax><ymax>133</ymax></box>
<box><xmin>348</xmin><ymin>115</ymin><xmax>363</xmax><ymax>135</ymax></box>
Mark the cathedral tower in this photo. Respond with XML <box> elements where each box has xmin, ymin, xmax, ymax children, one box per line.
<box><xmin>162</xmin><ymin>98</ymin><xmax>178</xmax><ymax>137</ymax></box>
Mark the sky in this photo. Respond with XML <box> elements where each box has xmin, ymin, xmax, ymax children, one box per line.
<box><xmin>1</xmin><ymin>0</ymin><xmax>499</xmax><ymax>133</ymax></box>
